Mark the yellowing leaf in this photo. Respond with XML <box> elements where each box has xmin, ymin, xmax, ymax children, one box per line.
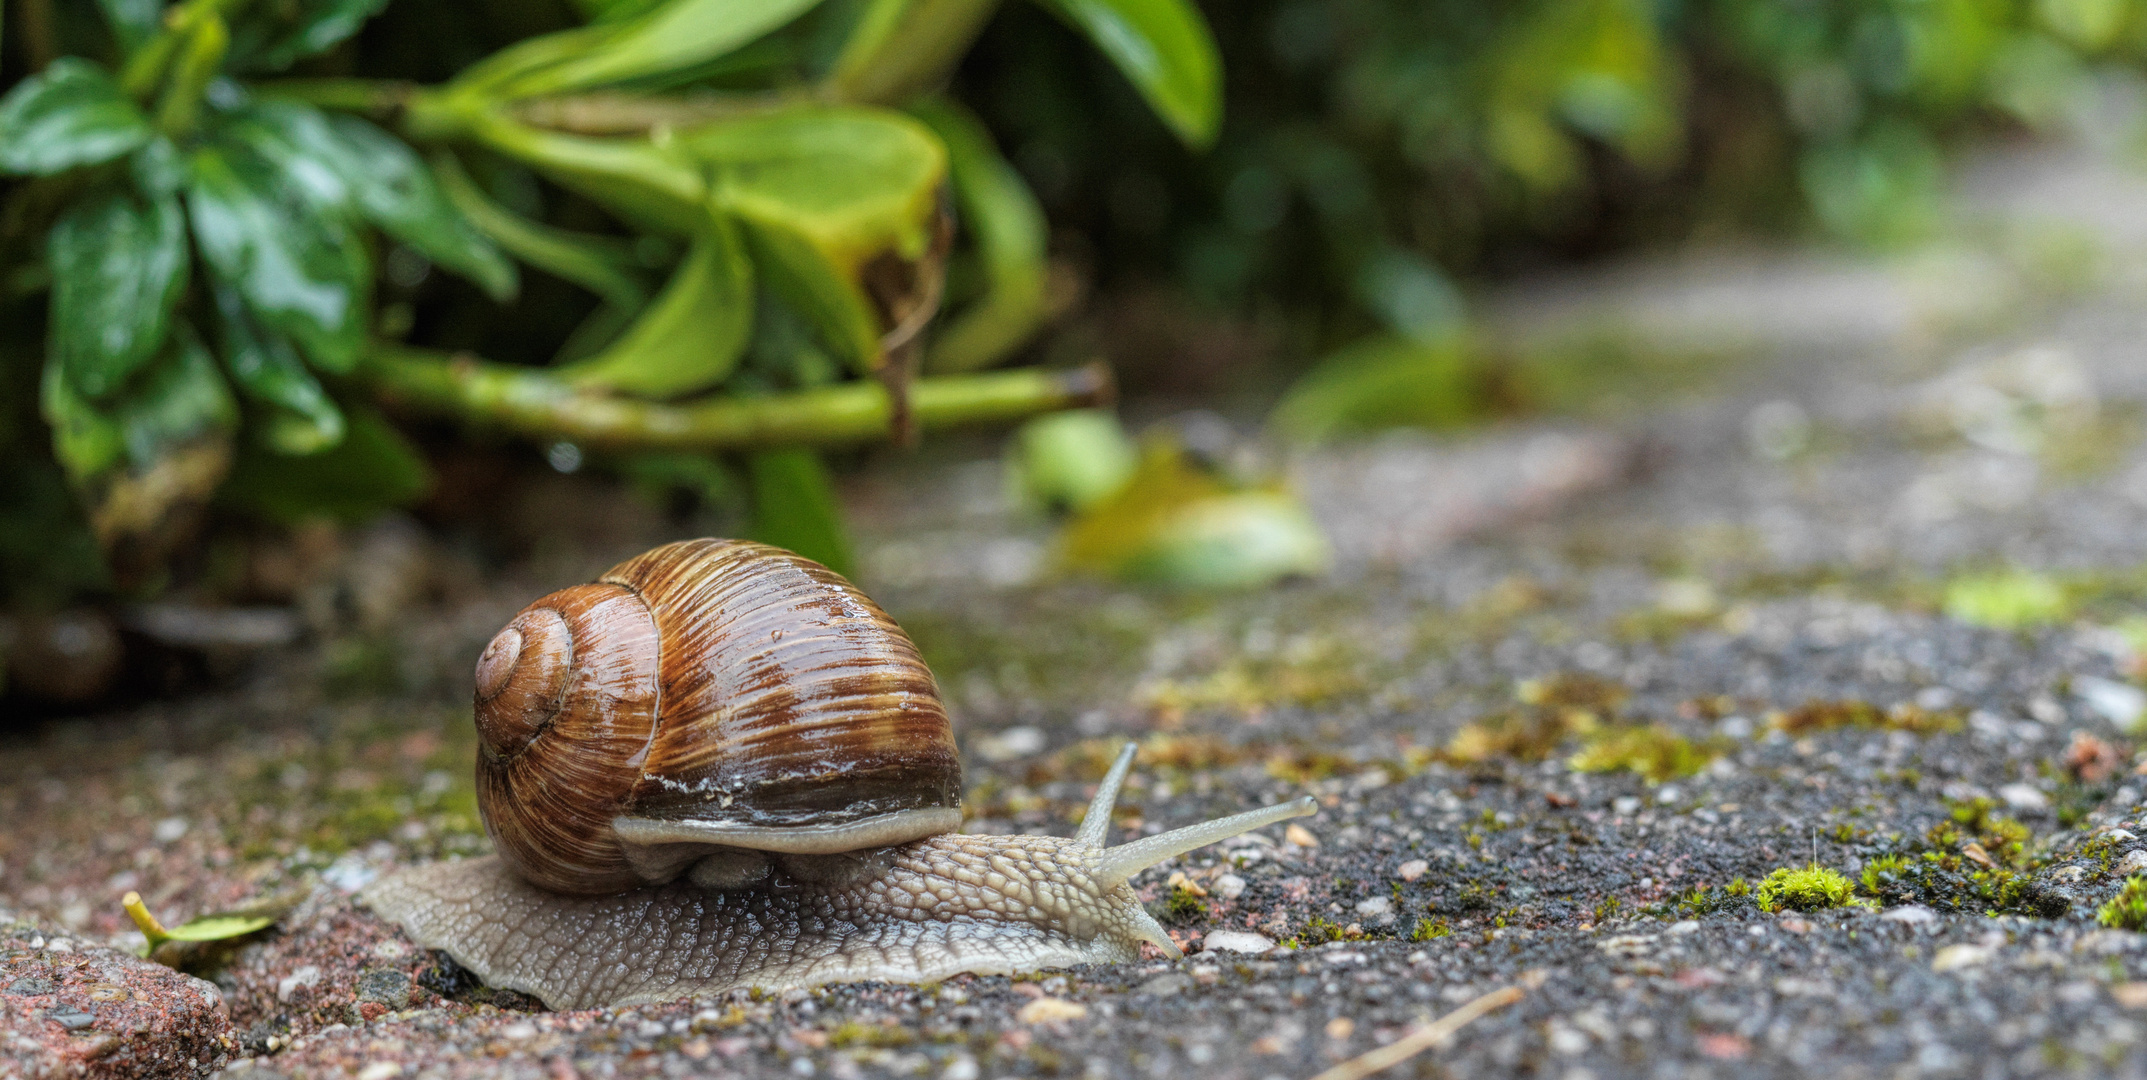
<box><xmin>1059</xmin><ymin>442</ymin><xmax>1329</xmax><ymax>588</ymax></box>
<box><xmin>686</xmin><ymin>106</ymin><xmax>947</xmax><ymax>275</ymax></box>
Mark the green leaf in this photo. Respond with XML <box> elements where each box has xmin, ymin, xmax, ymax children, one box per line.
<box><xmin>912</xmin><ymin>100</ymin><xmax>1050</xmax><ymax>373</ymax></box>
<box><xmin>0</xmin><ymin>58</ymin><xmax>153</xmax><ymax>175</ymax></box>
<box><xmin>747</xmin><ymin>447</ymin><xmax>855</xmax><ymax>577</ymax></box>
<box><xmin>1007</xmin><ymin>408</ymin><xmax>1136</xmax><ymax>513</ymax></box>
<box><xmin>47</xmin><ymin>187</ymin><xmax>189</xmax><ymax>400</ymax></box>
<box><xmin>1268</xmin><ymin>335</ymin><xmax>1484</xmax><ymax>444</ymax></box>
<box><xmin>485</xmin><ymin>0</ymin><xmax>828</xmax><ymax>98</ymax></box>
<box><xmin>211</xmin><ymin>286</ymin><xmax>346</xmax><ymax>455</ymax></box>
<box><xmin>736</xmin><ymin>217</ymin><xmax>883</xmax><ymax>374</ymax></box>
<box><xmin>1031</xmin><ymin>0</ymin><xmax>1221</xmax><ymax>148</ymax></box>
<box><xmin>466</xmin><ymin>114</ymin><xmax>708</xmax><ymax>233</ymax></box>
<box><xmin>686</xmin><ymin>106</ymin><xmax>946</xmax><ymax>274</ymax></box>
<box><xmin>220</xmin><ymin>406</ymin><xmax>432</xmax><ymax>523</ymax></box>
<box><xmin>162</xmin><ymin>914</ymin><xmax>276</xmax><ymax>942</ymax></box>
<box><xmin>827</xmin><ymin>0</ymin><xmax>1001</xmax><ymax>105</ymax></box>
<box><xmin>683</xmin><ymin>106</ymin><xmax>948</xmax><ymax>373</ymax></box>
<box><xmin>98</xmin><ymin>0</ymin><xmax>168</xmax><ymax>55</ymax></box>
<box><xmin>435</xmin><ymin>154</ymin><xmax>649</xmax><ymax>311</ymax></box>
<box><xmin>42</xmin><ymin>326</ymin><xmax>237</xmax><ymax>582</ymax></box>
<box><xmin>227</xmin><ymin>0</ymin><xmax>392</xmax><ymax>73</ymax></box>
<box><xmin>186</xmin><ymin>145</ymin><xmax>371</xmax><ymax>373</ymax></box>
<box><xmin>227</xmin><ymin>102</ymin><xmax>514</xmax><ymax>299</ymax></box>
<box><xmin>327</xmin><ymin>116</ymin><xmax>518</xmax><ymax>301</ymax></box>
<box><xmin>559</xmin><ymin>218</ymin><xmax>754</xmax><ymax>398</ymax></box>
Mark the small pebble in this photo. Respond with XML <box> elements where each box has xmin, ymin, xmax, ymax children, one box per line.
<box><xmin>355</xmin><ymin>968</ymin><xmax>413</xmax><ymax>1009</ymax></box>
<box><xmin>1203</xmin><ymin>931</ymin><xmax>1275</xmax><ymax>954</ymax></box>
<box><xmin>1880</xmin><ymin>905</ymin><xmax>1938</xmax><ymax>924</ymax></box>
<box><xmin>1996</xmin><ymin>783</ymin><xmax>2049</xmax><ymax>812</ymax></box>
<box><xmin>1016</xmin><ymin>997</ymin><xmax>1088</xmax><ymax>1024</ymax></box>
<box><xmin>1284</xmin><ymin>824</ymin><xmax>1319</xmax><ymax>848</ymax></box>
<box><xmin>44</xmin><ymin>1006</ymin><xmax>94</xmax><ymax>1031</ymax></box>
<box><xmin>1932</xmin><ymin>944</ymin><xmax>1993</xmax><ymax>972</ymax></box>
<box><xmin>1354</xmin><ymin>896</ymin><xmax>1392</xmax><ymax>917</ymax></box>
<box><xmin>1397</xmin><ymin>860</ymin><xmax>1430</xmax><ymax>882</ymax></box>
<box><xmin>1213</xmin><ymin>873</ymin><xmax>1246</xmax><ymax>900</ymax></box>
<box><xmin>2119</xmin><ymin>850</ymin><xmax>2147</xmax><ymax>876</ymax></box>
<box><xmin>1613</xmin><ymin>796</ymin><xmax>1641</xmax><ymax>815</ymax></box>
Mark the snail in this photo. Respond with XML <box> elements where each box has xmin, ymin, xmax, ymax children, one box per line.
<box><xmin>360</xmin><ymin>539</ymin><xmax>1314</xmax><ymax>1009</ymax></box>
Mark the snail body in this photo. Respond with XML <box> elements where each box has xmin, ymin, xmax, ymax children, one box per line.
<box><xmin>361</xmin><ymin>539</ymin><xmax>1313</xmax><ymax>1009</ymax></box>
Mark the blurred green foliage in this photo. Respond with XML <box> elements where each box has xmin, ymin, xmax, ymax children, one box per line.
<box><xmin>5</xmin><ymin>0</ymin><xmax>2143</xmax><ymax>604</ymax></box>
<box><xmin>960</xmin><ymin>0</ymin><xmax>2147</xmax><ymax>406</ymax></box>
<box><xmin>0</xmin><ymin>0</ymin><xmax>1212</xmax><ymax>597</ymax></box>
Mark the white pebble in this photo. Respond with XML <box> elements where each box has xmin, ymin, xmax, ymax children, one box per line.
<box><xmin>1397</xmin><ymin>860</ymin><xmax>1430</xmax><ymax>882</ymax></box>
<box><xmin>1213</xmin><ymin>873</ymin><xmax>1246</xmax><ymax>900</ymax></box>
<box><xmin>1203</xmin><ymin>931</ymin><xmax>1276</xmax><ymax>954</ymax></box>
<box><xmin>153</xmin><ymin>817</ymin><xmax>189</xmax><ymax>843</ymax></box>
<box><xmin>1354</xmin><ymin>896</ymin><xmax>1393</xmax><ymax>917</ymax></box>
<box><xmin>1997</xmin><ymin>783</ymin><xmax>2049</xmax><ymax>812</ymax></box>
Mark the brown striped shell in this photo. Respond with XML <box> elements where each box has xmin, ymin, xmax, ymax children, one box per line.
<box><xmin>471</xmin><ymin>539</ymin><xmax>962</xmax><ymax>896</ymax></box>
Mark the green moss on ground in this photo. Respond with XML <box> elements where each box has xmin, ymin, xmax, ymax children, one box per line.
<box><xmin>1756</xmin><ymin>865</ymin><xmax>1867</xmax><ymax>913</ymax></box>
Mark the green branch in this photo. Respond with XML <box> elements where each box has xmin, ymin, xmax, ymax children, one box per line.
<box><xmin>357</xmin><ymin>346</ymin><xmax>1113</xmax><ymax>451</ymax></box>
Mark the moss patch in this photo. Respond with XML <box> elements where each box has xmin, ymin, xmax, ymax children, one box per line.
<box><xmin>1755</xmin><ymin>865</ymin><xmax>1866</xmax><ymax>913</ymax></box>
<box><xmin>2100</xmin><ymin>877</ymin><xmax>2147</xmax><ymax>931</ymax></box>
<box><xmin>1767</xmin><ymin>698</ymin><xmax>1962</xmax><ymax>736</ymax></box>
<box><xmin>1567</xmin><ymin>724</ymin><xmax>1724</xmax><ymax>783</ymax></box>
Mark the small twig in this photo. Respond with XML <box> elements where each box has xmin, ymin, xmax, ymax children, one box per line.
<box><xmin>1305</xmin><ymin>985</ymin><xmax>1525</xmax><ymax>1080</ymax></box>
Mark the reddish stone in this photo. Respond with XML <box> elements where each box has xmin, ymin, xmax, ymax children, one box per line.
<box><xmin>1</xmin><ymin>929</ymin><xmax>235</xmax><ymax>1080</ymax></box>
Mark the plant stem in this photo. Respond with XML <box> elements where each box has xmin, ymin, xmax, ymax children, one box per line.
<box><xmin>121</xmin><ymin>891</ymin><xmax>171</xmax><ymax>951</ymax></box>
<box><xmin>357</xmin><ymin>346</ymin><xmax>1113</xmax><ymax>451</ymax></box>
<box><xmin>250</xmin><ymin>78</ymin><xmax>419</xmax><ymax>115</ymax></box>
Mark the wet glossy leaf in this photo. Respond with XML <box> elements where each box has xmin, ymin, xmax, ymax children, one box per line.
<box><xmin>0</xmin><ymin>58</ymin><xmax>152</xmax><ymax>175</ymax></box>
<box><xmin>98</xmin><ymin>0</ymin><xmax>167</xmax><ymax>54</ymax></box>
<box><xmin>328</xmin><ymin>116</ymin><xmax>517</xmax><ymax>301</ymax></box>
<box><xmin>228</xmin><ymin>0</ymin><xmax>392</xmax><ymax>72</ymax></box>
<box><xmin>488</xmin><ymin>0</ymin><xmax>826</xmax><ymax>97</ymax></box>
<box><xmin>41</xmin><ymin>328</ymin><xmax>236</xmax><ymax>584</ymax></box>
<box><xmin>747</xmin><ymin>447</ymin><xmax>855</xmax><ymax>577</ymax></box>
<box><xmin>220</xmin><ymin>406</ymin><xmax>432</xmax><ymax>523</ymax></box>
<box><xmin>561</xmin><ymin>218</ymin><xmax>754</xmax><ymax>398</ymax></box>
<box><xmin>1059</xmin><ymin>442</ymin><xmax>1329</xmax><ymax>588</ymax></box>
<box><xmin>47</xmin><ymin>187</ymin><xmax>189</xmax><ymax>400</ymax></box>
<box><xmin>913</xmin><ymin>100</ymin><xmax>1050</xmax><ymax>374</ymax></box>
<box><xmin>212</xmin><ymin>286</ymin><xmax>346</xmax><ymax>455</ymax></box>
<box><xmin>1032</xmin><ymin>0</ymin><xmax>1221</xmax><ymax>148</ymax></box>
<box><xmin>186</xmin><ymin>146</ymin><xmax>371</xmax><ymax>373</ymax></box>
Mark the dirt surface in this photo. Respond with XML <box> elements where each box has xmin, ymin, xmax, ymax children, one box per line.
<box><xmin>19</xmin><ymin>144</ymin><xmax>2147</xmax><ymax>1079</ymax></box>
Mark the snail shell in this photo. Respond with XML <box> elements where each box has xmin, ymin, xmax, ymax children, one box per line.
<box><xmin>471</xmin><ymin>539</ymin><xmax>962</xmax><ymax>895</ymax></box>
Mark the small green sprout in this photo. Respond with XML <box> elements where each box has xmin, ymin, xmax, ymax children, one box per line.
<box><xmin>123</xmin><ymin>891</ymin><xmax>275</xmax><ymax>962</ymax></box>
<box><xmin>1754</xmin><ymin>865</ymin><xmax>1867</xmax><ymax>913</ymax></box>
<box><xmin>1410</xmin><ymin>917</ymin><xmax>1452</xmax><ymax>941</ymax></box>
<box><xmin>2099</xmin><ymin>877</ymin><xmax>2147</xmax><ymax>931</ymax></box>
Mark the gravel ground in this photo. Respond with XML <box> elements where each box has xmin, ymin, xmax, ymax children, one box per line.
<box><xmin>17</xmin><ymin>149</ymin><xmax>2147</xmax><ymax>1079</ymax></box>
